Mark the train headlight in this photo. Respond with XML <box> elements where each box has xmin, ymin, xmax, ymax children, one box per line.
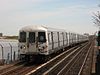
<box><xmin>20</xmin><ymin>45</ymin><xmax>26</xmax><ymax>50</ymax></box>
<box><xmin>23</xmin><ymin>45</ymin><xmax>26</xmax><ymax>49</ymax></box>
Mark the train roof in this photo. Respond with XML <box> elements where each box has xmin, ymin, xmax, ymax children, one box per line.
<box><xmin>19</xmin><ymin>25</ymin><xmax>88</xmax><ymax>37</ymax></box>
<box><xmin>19</xmin><ymin>25</ymin><xmax>66</xmax><ymax>32</ymax></box>
<box><xmin>19</xmin><ymin>25</ymin><xmax>46</xmax><ymax>32</ymax></box>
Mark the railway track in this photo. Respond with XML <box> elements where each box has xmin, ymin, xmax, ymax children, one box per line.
<box><xmin>78</xmin><ymin>40</ymin><xmax>94</xmax><ymax>75</ymax></box>
<box><xmin>1</xmin><ymin>64</ymin><xmax>41</xmax><ymax>75</ymax></box>
<box><xmin>0</xmin><ymin>61</ymin><xmax>26</xmax><ymax>75</ymax></box>
<box><xmin>0</xmin><ymin>61</ymin><xmax>24</xmax><ymax>74</ymax></box>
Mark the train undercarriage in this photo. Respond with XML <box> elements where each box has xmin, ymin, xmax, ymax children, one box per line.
<box><xmin>19</xmin><ymin>54</ymin><xmax>51</xmax><ymax>63</ymax></box>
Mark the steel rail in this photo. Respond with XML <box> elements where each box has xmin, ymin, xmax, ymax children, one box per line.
<box><xmin>78</xmin><ymin>41</ymin><xmax>94</xmax><ymax>75</ymax></box>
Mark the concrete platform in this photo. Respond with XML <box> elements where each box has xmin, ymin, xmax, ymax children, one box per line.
<box><xmin>94</xmin><ymin>46</ymin><xmax>100</xmax><ymax>75</ymax></box>
<box><xmin>91</xmin><ymin>46</ymin><xmax>97</xmax><ymax>75</ymax></box>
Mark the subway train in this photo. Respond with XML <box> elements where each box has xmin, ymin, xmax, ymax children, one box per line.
<box><xmin>18</xmin><ymin>25</ymin><xmax>88</xmax><ymax>62</ymax></box>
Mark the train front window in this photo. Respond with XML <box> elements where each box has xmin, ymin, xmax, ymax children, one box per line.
<box><xmin>19</xmin><ymin>32</ymin><xmax>26</xmax><ymax>42</ymax></box>
<box><xmin>38</xmin><ymin>32</ymin><xmax>46</xmax><ymax>42</ymax></box>
<box><xmin>29</xmin><ymin>32</ymin><xmax>35</xmax><ymax>43</ymax></box>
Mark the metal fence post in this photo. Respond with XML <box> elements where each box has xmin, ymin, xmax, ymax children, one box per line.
<box><xmin>7</xmin><ymin>53</ymin><xmax>10</xmax><ymax>64</ymax></box>
<box><xmin>9</xmin><ymin>43</ymin><xmax>12</xmax><ymax>62</ymax></box>
<box><xmin>18</xmin><ymin>50</ymin><xmax>20</xmax><ymax>60</ymax></box>
<box><xmin>0</xmin><ymin>44</ymin><xmax>4</xmax><ymax>65</ymax></box>
<box><xmin>13</xmin><ymin>51</ymin><xmax>15</xmax><ymax>61</ymax></box>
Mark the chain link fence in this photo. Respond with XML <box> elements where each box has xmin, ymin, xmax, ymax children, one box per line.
<box><xmin>0</xmin><ymin>39</ymin><xmax>18</xmax><ymax>65</ymax></box>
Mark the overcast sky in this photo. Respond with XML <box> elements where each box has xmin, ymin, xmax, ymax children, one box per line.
<box><xmin>0</xmin><ymin>0</ymin><xmax>100</xmax><ymax>35</ymax></box>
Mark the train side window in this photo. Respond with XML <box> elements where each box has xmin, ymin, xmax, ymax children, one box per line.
<box><xmin>48</xmin><ymin>33</ymin><xmax>50</xmax><ymax>43</ymax></box>
<box><xmin>51</xmin><ymin>32</ymin><xmax>54</xmax><ymax>49</ymax></box>
<box><xmin>51</xmin><ymin>32</ymin><xmax>53</xmax><ymax>42</ymax></box>
<box><xmin>57</xmin><ymin>32</ymin><xmax>59</xmax><ymax>41</ymax></box>
<box><xmin>66</xmin><ymin>32</ymin><xmax>67</xmax><ymax>39</ymax></box>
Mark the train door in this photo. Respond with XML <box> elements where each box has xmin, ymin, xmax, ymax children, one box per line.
<box><xmin>48</xmin><ymin>32</ymin><xmax>53</xmax><ymax>52</ymax></box>
<box><xmin>28</xmin><ymin>32</ymin><xmax>37</xmax><ymax>53</ymax></box>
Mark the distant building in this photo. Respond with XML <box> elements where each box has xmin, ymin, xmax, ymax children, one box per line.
<box><xmin>84</xmin><ymin>33</ymin><xmax>89</xmax><ymax>36</ymax></box>
<box><xmin>0</xmin><ymin>33</ymin><xmax>3</xmax><ymax>37</ymax></box>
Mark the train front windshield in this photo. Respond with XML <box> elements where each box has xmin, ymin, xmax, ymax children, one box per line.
<box><xmin>19</xmin><ymin>32</ymin><xmax>46</xmax><ymax>43</ymax></box>
<box><xmin>38</xmin><ymin>32</ymin><xmax>46</xmax><ymax>42</ymax></box>
<box><xmin>19</xmin><ymin>32</ymin><xmax>26</xmax><ymax>42</ymax></box>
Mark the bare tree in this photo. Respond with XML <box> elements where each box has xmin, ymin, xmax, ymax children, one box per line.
<box><xmin>93</xmin><ymin>11</ymin><xmax>100</xmax><ymax>29</ymax></box>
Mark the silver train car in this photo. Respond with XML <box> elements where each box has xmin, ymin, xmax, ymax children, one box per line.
<box><xmin>18</xmin><ymin>25</ymin><xmax>88</xmax><ymax>61</ymax></box>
